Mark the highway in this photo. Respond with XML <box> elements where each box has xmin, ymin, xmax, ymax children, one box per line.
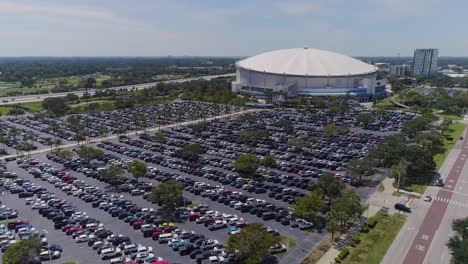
<box><xmin>381</xmin><ymin>124</ymin><xmax>468</xmax><ymax>264</ymax></box>
<box><xmin>0</xmin><ymin>73</ymin><xmax>235</xmax><ymax>105</ymax></box>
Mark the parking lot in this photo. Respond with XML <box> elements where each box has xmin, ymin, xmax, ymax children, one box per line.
<box><xmin>0</xmin><ymin>105</ymin><xmax>415</xmax><ymax>263</ymax></box>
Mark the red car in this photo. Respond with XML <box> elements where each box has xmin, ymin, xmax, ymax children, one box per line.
<box><xmin>163</xmin><ymin>225</ymin><xmax>176</xmax><ymax>233</ymax></box>
<box><xmin>65</xmin><ymin>226</ymin><xmax>82</xmax><ymax>236</ymax></box>
<box><xmin>235</xmin><ymin>221</ymin><xmax>248</xmax><ymax>228</ymax></box>
<box><xmin>151</xmin><ymin>230</ymin><xmax>163</xmax><ymax>240</ymax></box>
<box><xmin>7</xmin><ymin>219</ymin><xmax>29</xmax><ymax>230</ymax></box>
<box><xmin>351</xmin><ymin>180</ymin><xmax>363</xmax><ymax>187</ymax></box>
<box><xmin>188</xmin><ymin>213</ymin><xmax>202</xmax><ymax>222</ymax></box>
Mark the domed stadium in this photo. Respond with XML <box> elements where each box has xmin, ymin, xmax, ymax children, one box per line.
<box><xmin>231</xmin><ymin>47</ymin><xmax>386</xmax><ymax>99</ymax></box>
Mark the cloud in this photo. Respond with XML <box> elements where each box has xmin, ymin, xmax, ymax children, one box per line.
<box><xmin>276</xmin><ymin>1</ymin><xmax>321</xmax><ymax>16</ymax></box>
<box><xmin>0</xmin><ymin>1</ymin><xmax>117</xmax><ymax>20</ymax></box>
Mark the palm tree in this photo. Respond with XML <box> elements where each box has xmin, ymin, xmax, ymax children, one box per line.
<box><xmin>326</xmin><ymin>215</ymin><xmax>340</xmax><ymax>243</ymax></box>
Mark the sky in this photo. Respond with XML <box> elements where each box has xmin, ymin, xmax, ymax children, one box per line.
<box><xmin>0</xmin><ymin>0</ymin><xmax>467</xmax><ymax>57</ymax></box>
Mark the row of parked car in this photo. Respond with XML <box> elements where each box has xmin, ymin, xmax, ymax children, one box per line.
<box><xmin>0</xmin><ymin>217</ymin><xmax>64</xmax><ymax>261</ymax></box>
<box><xmin>8</xmin><ymin>102</ymin><xmax>238</xmax><ymax>143</ymax></box>
<box><xmin>27</xmin><ymin>156</ymin><xmax>236</xmax><ymax>264</ymax></box>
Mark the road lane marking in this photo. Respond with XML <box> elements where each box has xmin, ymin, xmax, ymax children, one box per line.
<box><xmin>416</xmin><ymin>245</ymin><xmax>425</xmax><ymax>251</ymax></box>
<box><xmin>421</xmin><ymin>234</ymin><xmax>429</xmax><ymax>240</ymax></box>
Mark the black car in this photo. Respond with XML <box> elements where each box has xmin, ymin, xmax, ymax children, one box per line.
<box><xmin>394</xmin><ymin>203</ymin><xmax>411</xmax><ymax>213</ymax></box>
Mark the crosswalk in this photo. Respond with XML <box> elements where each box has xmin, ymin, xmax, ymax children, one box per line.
<box><xmin>433</xmin><ymin>196</ymin><xmax>468</xmax><ymax>208</ymax></box>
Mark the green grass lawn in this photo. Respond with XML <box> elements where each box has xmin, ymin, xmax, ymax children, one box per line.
<box><xmin>434</xmin><ymin>123</ymin><xmax>466</xmax><ymax>169</ymax></box>
<box><xmin>342</xmin><ymin>213</ymin><xmax>406</xmax><ymax>264</ymax></box>
<box><xmin>19</xmin><ymin>101</ymin><xmax>43</xmax><ymax>112</ymax></box>
<box><xmin>0</xmin><ymin>106</ymin><xmax>15</xmax><ymax>115</ymax></box>
<box><xmin>392</xmin><ymin>191</ymin><xmax>403</xmax><ymax>197</ymax></box>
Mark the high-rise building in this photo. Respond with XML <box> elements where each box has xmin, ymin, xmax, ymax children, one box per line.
<box><xmin>412</xmin><ymin>49</ymin><xmax>438</xmax><ymax>78</ymax></box>
<box><xmin>390</xmin><ymin>64</ymin><xmax>409</xmax><ymax>76</ymax></box>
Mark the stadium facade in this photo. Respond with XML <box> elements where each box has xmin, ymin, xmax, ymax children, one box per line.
<box><xmin>231</xmin><ymin>47</ymin><xmax>386</xmax><ymax>99</ymax></box>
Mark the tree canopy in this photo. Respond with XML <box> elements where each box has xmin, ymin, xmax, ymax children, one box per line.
<box><xmin>150</xmin><ymin>180</ymin><xmax>184</xmax><ymax>216</ymax></box>
<box><xmin>234</xmin><ymin>154</ymin><xmax>259</xmax><ymax>176</ymax></box>
<box><xmin>291</xmin><ymin>192</ymin><xmax>324</xmax><ymax>223</ymax></box>
<box><xmin>42</xmin><ymin>97</ymin><xmax>70</xmax><ymax>116</ymax></box>
<box><xmin>128</xmin><ymin>160</ymin><xmax>147</xmax><ymax>180</ymax></box>
<box><xmin>447</xmin><ymin>217</ymin><xmax>468</xmax><ymax>264</ymax></box>
<box><xmin>77</xmin><ymin>146</ymin><xmax>104</xmax><ymax>161</ymax></box>
<box><xmin>226</xmin><ymin>223</ymin><xmax>280</xmax><ymax>264</ymax></box>
<box><xmin>176</xmin><ymin>143</ymin><xmax>204</xmax><ymax>161</ymax></box>
<box><xmin>3</xmin><ymin>237</ymin><xmax>41</xmax><ymax>264</ymax></box>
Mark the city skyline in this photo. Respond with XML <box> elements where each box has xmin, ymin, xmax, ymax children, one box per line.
<box><xmin>0</xmin><ymin>0</ymin><xmax>467</xmax><ymax>57</ymax></box>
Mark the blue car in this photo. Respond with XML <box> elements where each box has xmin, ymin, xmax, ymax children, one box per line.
<box><xmin>227</xmin><ymin>227</ymin><xmax>240</xmax><ymax>235</ymax></box>
<box><xmin>15</xmin><ymin>224</ymin><xmax>33</xmax><ymax>232</ymax></box>
<box><xmin>124</xmin><ymin>215</ymin><xmax>138</xmax><ymax>223</ymax></box>
<box><xmin>172</xmin><ymin>241</ymin><xmax>190</xmax><ymax>251</ymax></box>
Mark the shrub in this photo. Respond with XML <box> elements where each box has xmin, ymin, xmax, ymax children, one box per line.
<box><xmin>368</xmin><ymin>217</ymin><xmax>378</xmax><ymax>228</ymax></box>
<box><xmin>337</xmin><ymin>248</ymin><xmax>349</xmax><ymax>260</ymax></box>
<box><xmin>360</xmin><ymin>225</ymin><xmax>370</xmax><ymax>233</ymax></box>
<box><xmin>335</xmin><ymin>256</ymin><xmax>342</xmax><ymax>263</ymax></box>
<box><xmin>351</xmin><ymin>234</ymin><xmax>361</xmax><ymax>245</ymax></box>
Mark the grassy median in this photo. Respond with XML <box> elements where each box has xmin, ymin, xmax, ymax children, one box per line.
<box><xmin>434</xmin><ymin>122</ymin><xmax>466</xmax><ymax>169</ymax></box>
<box><xmin>341</xmin><ymin>213</ymin><xmax>406</xmax><ymax>264</ymax></box>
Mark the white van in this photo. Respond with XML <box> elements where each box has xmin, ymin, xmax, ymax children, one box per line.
<box><xmin>100</xmin><ymin>248</ymin><xmax>121</xmax><ymax>260</ymax></box>
<box><xmin>158</xmin><ymin>233</ymin><xmax>174</xmax><ymax>244</ymax></box>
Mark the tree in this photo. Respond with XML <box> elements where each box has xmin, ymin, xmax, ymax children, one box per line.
<box><xmin>447</xmin><ymin>217</ymin><xmax>468</xmax><ymax>264</ymax></box>
<box><xmin>84</xmin><ymin>77</ymin><xmax>96</xmax><ymax>88</ymax></box>
<box><xmin>323</xmin><ymin>124</ymin><xmax>348</xmax><ymax>136</ymax></box>
<box><xmin>310</xmin><ymin>174</ymin><xmax>344</xmax><ymax>207</ymax></box>
<box><xmin>3</xmin><ymin>237</ymin><xmax>41</xmax><ymax>264</ymax></box>
<box><xmin>64</xmin><ymin>93</ymin><xmax>79</xmax><ymax>102</ymax></box>
<box><xmin>239</xmin><ymin>130</ymin><xmax>268</xmax><ymax>141</ymax></box>
<box><xmin>154</xmin><ymin>131</ymin><xmax>166</xmax><ymax>147</ymax></box>
<box><xmin>56</xmin><ymin>149</ymin><xmax>73</xmax><ymax>159</ymax></box>
<box><xmin>402</xmin><ymin>117</ymin><xmax>430</xmax><ymax>138</ymax></box>
<box><xmin>291</xmin><ymin>192</ymin><xmax>324</xmax><ymax>223</ymax></box>
<box><xmin>346</xmin><ymin>158</ymin><xmax>375</xmax><ymax>181</ymax></box>
<box><xmin>326</xmin><ymin>213</ymin><xmax>340</xmax><ymax>243</ymax></box>
<box><xmin>332</xmin><ymin>190</ymin><xmax>363</xmax><ymax>219</ymax></box>
<box><xmin>261</xmin><ymin>155</ymin><xmax>276</xmax><ymax>174</ymax></box>
<box><xmin>42</xmin><ymin>97</ymin><xmax>70</xmax><ymax>116</ymax></box>
<box><xmin>150</xmin><ymin>180</ymin><xmax>184</xmax><ymax>215</ymax></box>
<box><xmin>234</xmin><ymin>154</ymin><xmax>259</xmax><ymax>177</ymax></box>
<box><xmin>357</xmin><ymin>113</ymin><xmax>375</xmax><ymax>128</ymax></box>
<box><xmin>176</xmin><ymin>143</ymin><xmax>204</xmax><ymax>161</ymax></box>
<box><xmin>102</xmin><ymin>166</ymin><xmax>124</xmax><ymax>185</ymax></box>
<box><xmin>98</xmin><ymin>123</ymin><xmax>109</xmax><ymax>140</ymax></box>
<box><xmin>128</xmin><ymin>160</ymin><xmax>147</xmax><ymax>181</ymax></box>
<box><xmin>391</xmin><ymin>159</ymin><xmax>409</xmax><ymax>192</ymax></box>
<box><xmin>8</xmin><ymin>108</ymin><xmax>25</xmax><ymax>116</ymax></box>
<box><xmin>77</xmin><ymin>146</ymin><xmax>104</xmax><ymax>161</ymax></box>
<box><xmin>226</xmin><ymin>223</ymin><xmax>280</xmax><ymax>264</ymax></box>
<box><xmin>376</xmin><ymin>107</ymin><xmax>388</xmax><ymax>116</ymax></box>
<box><xmin>415</xmin><ymin>132</ymin><xmax>445</xmax><ymax>156</ymax></box>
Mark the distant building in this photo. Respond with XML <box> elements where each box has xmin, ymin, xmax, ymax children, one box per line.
<box><xmin>375</xmin><ymin>63</ymin><xmax>390</xmax><ymax>73</ymax></box>
<box><xmin>412</xmin><ymin>49</ymin><xmax>439</xmax><ymax>78</ymax></box>
<box><xmin>390</xmin><ymin>65</ymin><xmax>409</xmax><ymax>76</ymax></box>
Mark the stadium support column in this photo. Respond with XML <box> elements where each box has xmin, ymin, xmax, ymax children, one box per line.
<box><xmin>248</xmin><ymin>68</ymin><xmax>252</xmax><ymax>94</ymax></box>
<box><xmin>264</xmin><ymin>70</ymin><xmax>267</xmax><ymax>91</ymax></box>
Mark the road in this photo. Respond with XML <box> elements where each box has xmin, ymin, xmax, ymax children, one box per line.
<box><xmin>0</xmin><ymin>73</ymin><xmax>235</xmax><ymax>105</ymax></box>
<box><xmin>381</xmin><ymin>125</ymin><xmax>468</xmax><ymax>264</ymax></box>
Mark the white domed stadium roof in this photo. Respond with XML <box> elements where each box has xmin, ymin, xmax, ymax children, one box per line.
<box><xmin>237</xmin><ymin>47</ymin><xmax>378</xmax><ymax>77</ymax></box>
